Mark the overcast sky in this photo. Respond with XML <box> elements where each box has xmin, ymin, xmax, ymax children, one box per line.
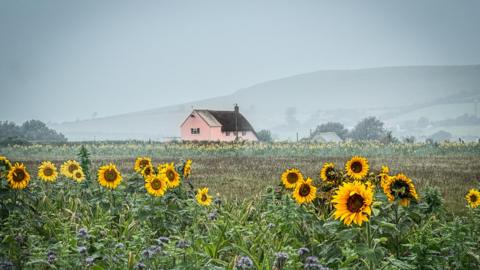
<box><xmin>1</xmin><ymin>0</ymin><xmax>480</xmax><ymax>123</ymax></box>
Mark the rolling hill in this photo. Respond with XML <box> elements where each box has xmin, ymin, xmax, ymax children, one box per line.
<box><xmin>52</xmin><ymin>65</ymin><xmax>480</xmax><ymax>141</ymax></box>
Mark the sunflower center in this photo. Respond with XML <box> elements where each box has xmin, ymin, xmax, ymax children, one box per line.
<box><xmin>144</xmin><ymin>167</ymin><xmax>151</xmax><ymax>175</ymax></box>
<box><xmin>286</xmin><ymin>172</ymin><xmax>298</xmax><ymax>184</ymax></box>
<box><xmin>391</xmin><ymin>180</ymin><xmax>411</xmax><ymax>199</ymax></box>
<box><xmin>139</xmin><ymin>160</ymin><xmax>149</xmax><ymax>168</ymax></box>
<box><xmin>325</xmin><ymin>167</ymin><xmax>335</xmax><ymax>181</ymax></box>
<box><xmin>43</xmin><ymin>168</ymin><xmax>54</xmax><ymax>177</ymax></box>
<box><xmin>12</xmin><ymin>168</ymin><xmax>26</xmax><ymax>182</ymax></box>
<box><xmin>470</xmin><ymin>194</ymin><xmax>478</xmax><ymax>202</ymax></box>
<box><xmin>104</xmin><ymin>169</ymin><xmax>118</xmax><ymax>182</ymax></box>
<box><xmin>351</xmin><ymin>162</ymin><xmax>362</xmax><ymax>173</ymax></box>
<box><xmin>68</xmin><ymin>164</ymin><xmax>79</xmax><ymax>173</ymax></box>
<box><xmin>347</xmin><ymin>193</ymin><xmax>364</xmax><ymax>213</ymax></box>
<box><xmin>75</xmin><ymin>171</ymin><xmax>82</xmax><ymax>178</ymax></box>
<box><xmin>166</xmin><ymin>170</ymin><xmax>175</xmax><ymax>181</ymax></box>
<box><xmin>151</xmin><ymin>179</ymin><xmax>162</xmax><ymax>190</ymax></box>
<box><xmin>299</xmin><ymin>184</ymin><xmax>311</xmax><ymax>197</ymax></box>
<box><xmin>201</xmin><ymin>194</ymin><xmax>207</xmax><ymax>201</ymax></box>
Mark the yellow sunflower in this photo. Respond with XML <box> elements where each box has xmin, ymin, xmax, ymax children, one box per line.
<box><xmin>196</xmin><ymin>187</ymin><xmax>212</xmax><ymax>206</ymax></box>
<box><xmin>0</xmin><ymin>156</ymin><xmax>12</xmax><ymax>178</ymax></box>
<box><xmin>97</xmin><ymin>163</ymin><xmax>122</xmax><ymax>189</ymax></box>
<box><xmin>293</xmin><ymin>177</ymin><xmax>317</xmax><ymax>204</ymax></box>
<box><xmin>320</xmin><ymin>163</ymin><xmax>336</xmax><ymax>182</ymax></box>
<box><xmin>141</xmin><ymin>165</ymin><xmax>156</xmax><ymax>178</ymax></box>
<box><xmin>145</xmin><ymin>175</ymin><xmax>168</xmax><ymax>197</ymax></box>
<box><xmin>332</xmin><ymin>181</ymin><xmax>374</xmax><ymax>226</ymax></box>
<box><xmin>61</xmin><ymin>160</ymin><xmax>81</xmax><ymax>178</ymax></box>
<box><xmin>381</xmin><ymin>165</ymin><xmax>390</xmax><ymax>175</ymax></box>
<box><xmin>183</xmin><ymin>159</ymin><xmax>192</xmax><ymax>178</ymax></box>
<box><xmin>72</xmin><ymin>169</ymin><xmax>85</xmax><ymax>183</ymax></box>
<box><xmin>157</xmin><ymin>163</ymin><xmax>167</xmax><ymax>173</ymax></box>
<box><xmin>38</xmin><ymin>161</ymin><xmax>58</xmax><ymax>182</ymax></box>
<box><xmin>160</xmin><ymin>163</ymin><xmax>180</xmax><ymax>188</ymax></box>
<box><xmin>465</xmin><ymin>189</ymin><xmax>480</xmax><ymax>209</ymax></box>
<box><xmin>134</xmin><ymin>157</ymin><xmax>152</xmax><ymax>173</ymax></box>
<box><xmin>380</xmin><ymin>174</ymin><xmax>390</xmax><ymax>190</ymax></box>
<box><xmin>383</xmin><ymin>173</ymin><xmax>419</xmax><ymax>207</ymax></box>
<box><xmin>281</xmin><ymin>168</ymin><xmax>303</xmax><ymax>189</ymax></box>
<box><xmin>7</xmin><ymin>163</ymin><xmax>30</xmax><ymax>190</ymax></box>
<box><xmin>345</xmin><ymin>156</ymin><xmax>369</xmax><ymax>180</ymax></box>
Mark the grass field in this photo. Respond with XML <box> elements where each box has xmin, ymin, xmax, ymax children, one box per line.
<box><xmin>15</xmin><ymin>155</ymin><xmax>478</xmax><ymax>212</ymax></box>
<box><xmin>3</xmin><ymin>141</ymin><xmax>479</xmax><ymax>211</ymax></box>
<box><xmin>1</xmin><ymin>142</ymin><xmax>479</xmax><ymax>269</ymax></box>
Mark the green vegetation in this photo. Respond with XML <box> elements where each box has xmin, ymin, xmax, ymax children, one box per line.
<box><xmin>0</xmin><ymin>120</ymin><xmax>67</xmax><ymax>145</ymax></box>
<box><xmin>0</xmin><ymin>142</ymin><xmax>479</xmax><ymax>269</ymax></box>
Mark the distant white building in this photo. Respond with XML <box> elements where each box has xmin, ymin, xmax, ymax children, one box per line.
<box><xmin>310</xmin><ymin>132</ymin><xmax>343</xmax><ymax>143</ymax></box>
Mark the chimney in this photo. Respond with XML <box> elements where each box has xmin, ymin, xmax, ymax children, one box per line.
<box><xmin>234</xmin><ymin>104</ymin><xmax>239</xmax><ymax>140</ymax></box>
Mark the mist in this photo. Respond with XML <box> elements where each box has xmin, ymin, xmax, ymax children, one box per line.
<box><xmin>1</xmin><ymin>0</ymin><xmax>480</xmax><ymax>141</ymax></box>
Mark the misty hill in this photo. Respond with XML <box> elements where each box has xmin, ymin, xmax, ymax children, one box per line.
<box><xmin>52</xmin><ymin>65</ymin><xmax>480</xmax><ymax>141</ymax></box>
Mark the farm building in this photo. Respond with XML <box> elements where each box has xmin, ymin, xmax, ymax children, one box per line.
<box><xmin>180</xmin><ymin>105</ymin><xmax>258</xmax><ymax>142</ymax></box>
<box><xmin>310</xmin><ymin>132</ymin><xmax>343</xmax><ymax>143</ymax></box>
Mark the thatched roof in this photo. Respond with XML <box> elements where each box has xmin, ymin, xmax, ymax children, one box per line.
<box><xmin>192</xmin><ymin>110</ymin><xmax>256</xmax><ymax>132</ymax></box>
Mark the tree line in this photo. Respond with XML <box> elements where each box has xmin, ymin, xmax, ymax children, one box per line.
<box><xmin>0</xmin><ymin>120</ymin><xmax>67</xmax><ymax>145</ymax></box>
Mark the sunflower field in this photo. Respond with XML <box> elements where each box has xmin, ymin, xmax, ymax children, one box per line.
<box><xmin>0</xmin><ymin>142</ymin><xmax>480</xmax><ymax>269</ymax></box>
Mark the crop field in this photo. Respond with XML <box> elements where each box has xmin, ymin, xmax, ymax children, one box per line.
<box><xmin>1</xmin><ymin>142</ymin><xmax>480</xmax><ymax>269</ymax></box>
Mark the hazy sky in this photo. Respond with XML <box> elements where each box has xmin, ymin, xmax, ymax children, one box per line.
<box><xmin>1</xmin><ymin>0</ymin><xmax>480</xmax><ymax>123</ymax></box>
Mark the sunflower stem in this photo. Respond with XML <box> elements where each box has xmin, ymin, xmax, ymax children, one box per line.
<box><xmin>393</xmin><ymin>202</ymin><xmax>400</xmax><ymax>258</ymax></box>
<box><xmin>366</xmin><ymin>221</ymin><xmax>375</xmax><ymax>270</ymax></box>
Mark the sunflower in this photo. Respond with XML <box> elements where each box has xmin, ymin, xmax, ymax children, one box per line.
<box><xmin>134</xmin><ymin>157</ymin><xmax>152</xmax><ymax>173</ymax></box>
<box><xmin>157</xmin><ymin>163</ymin><xmax>167</xmax><ymax>173</ymax></box>
<box><xmin>320</xmin><ymin>163</ymin><xmax>337</xmax><ymax>183</ymax></box>
<box><xmin>7</xmin><ymin>163</ymin><xmax>30</xmax><ymax>190</ymax></box>
<box><xmin>38</xmin><ymin>161</ymin><xmax>58</xmax><ymax>182</ymax></box>
<box><xmin>332</xmin><ymin>181</ymin><xmax>374</xmax><ymax>226</ymax></box>
<box><xmin>72</xmin><ymin>169</ymin><xmax>85</xmax><ymax>183</ymax></box>
<box><xmin>465</xmin><ymin>189</ymin><xmax>480</xmax><ymax>208</ymax></box>
<box><xmin>379</xmin><ymin>165</ymin><xmax>391</xmax><ymax>189</ymax></box>
<box><xmin>196</xmin><ymin>187</ymin><xmax>212</xmax><ymax>206</ymax></box>
<box><xmin>61</xmin><ymin>160</ymin><xmax>81</xmax><ymax>178</ymax></box>
<box><xmin>183</xmin><ymin>159</ymin><xmax>192</xmax><ymax>178</ymax></box>
<box><xmin>293</xmin><ymin>177</ymin><xmax>317</xmax><ymax>204</ymax></box>
<box><xmin>383</xmin><ymin>173</ymin><xmax>419</xmax><ymax>207</ymax></box>
<box><xmin>345</xmin><ymin>156</ymin><xmax>369</xmax><ymax>180</ymax></box>
<box><xmin>380</xmin><ymin>174</ymin><xmax>390</xmax><ymax>190</ymax></box>
<box><xmin>141</xmin><ymin>165</ymin><xmax>156</xmax><ymax>178</ymax></box>
<box><xmin>160</xmin><ymin>163</ymin><xmax>180</xmax><ymax>188</ymax></box>
<box><xmin>281</xmin><ymin>168</ymin><xmax>303</xmax><ymax>189</ymax></box>
<box><xmin>97</xmin><ymin>163</ymin><xmax>122</xmax><ymax>189</ymax></box>
<box><xmin>0</xmin><ymin>156</ymin><xmax>12</xmax><ymax>178</ymax></box>
<box><xmin>381</xmin><ymin>165</ymin><xmax>390</xmax><ymax>175</ymax></box>
<box><xmin>145</xmin><ymin>175</ymin><xmax>168</xmax><ymax>197</ymax></box>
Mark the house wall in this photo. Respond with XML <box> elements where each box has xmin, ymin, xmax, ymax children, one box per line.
<box><xmin>217</xmin><ymin>131</ymin><xmax>258</xmax><ymax>142</ymax></box>
<box><xmin>181</xmin><ymin>111</ymin><xmax>258</xmax><ymax>142</ymax></box>
<box><xmin>181</xmin><ymin>112</ymin><xmax>217</xmax><ymax>141</ymax></box>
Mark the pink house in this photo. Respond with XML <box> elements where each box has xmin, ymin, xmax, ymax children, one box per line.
<box><xmin>180</xmin><ymin>105</ymin><xmax>258</xmax><ymax>142</ymax></box>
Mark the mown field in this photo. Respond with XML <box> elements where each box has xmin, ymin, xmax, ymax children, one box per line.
<box><xmin>1</xmin><ymin>142</ymin><xmax>479</xmax><ymax>269</ymax></box>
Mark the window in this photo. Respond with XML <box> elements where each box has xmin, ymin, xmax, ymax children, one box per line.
<box><xmin>191</xmin><ymin>128</ymin><xmax>200</xmax><ymax>134</ymax></box>
<box><xmin>226</xmin><ymin>131</ymin><xmax>230</xmax><ymax>136</ymax></box>
<box><xmin>242</xmin><ymin>131</ymin><xmax>247</xmax><ymax>136</ymax></box>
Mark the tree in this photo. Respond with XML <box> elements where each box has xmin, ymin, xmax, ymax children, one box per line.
<box><xmin>21</xmin><ymin>120</ymin><xmax>67</xmax><ymax>142</ymax></box>
<box><xmin>0</xmin><ymin>120</ymin><xmax>67</xmax><ymax>144</ymax></box>
<box><xmin>429</xmin><ymin>130</ymin><xmax>452</xmax><ymax>142</ymax></box>
<box><xmin>285</xmin><ymin>107</ymin><xmax>299</xmax><ymax>127</ymax></box>
<box><xmin>349</xmin><ymin>117</ymin><xmax>386</xmax><ymax>141</ymax></box>
<box><xmin>380</xmin><ymin>130</ymin><xmax>399</xmax><ymax>144</ymax></box>
<box><xmin>310</xmin><ymin>122</ymin><xmax>348</xmax><ymax>140</ymax></box>
<box><xmin>257</xmin><ymin>129</ymin><xmax>273</xmax><ymax>142</ymax></box>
